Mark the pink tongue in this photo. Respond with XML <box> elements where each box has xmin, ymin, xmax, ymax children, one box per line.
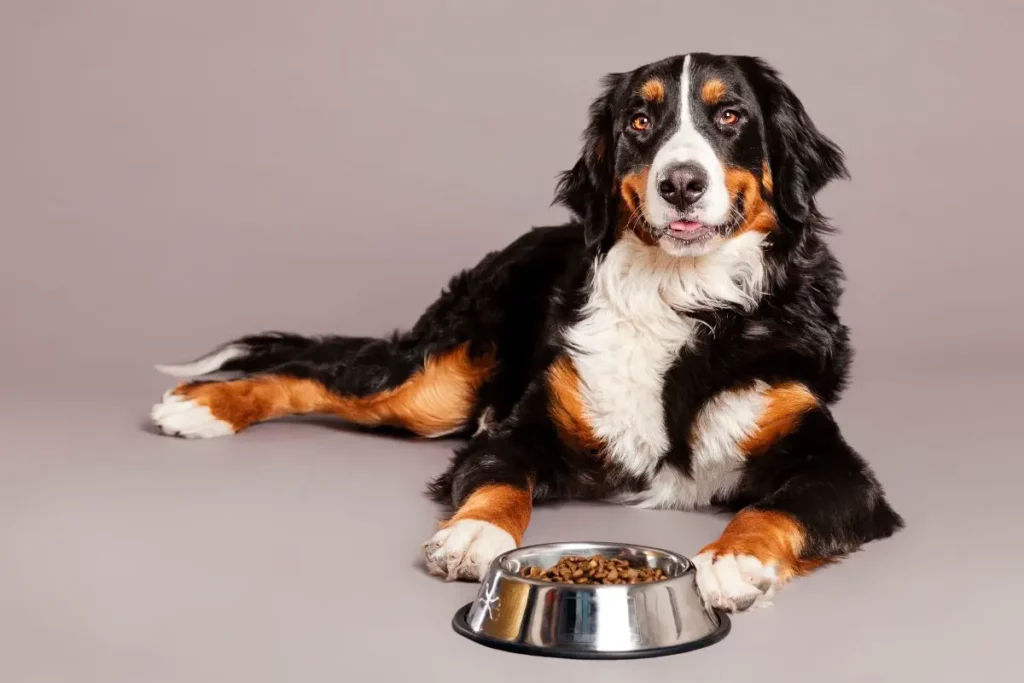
<box><xmin>669</xmin><ymin>220</ymin><xmax>703</xmax><ymax>232</ymax></box>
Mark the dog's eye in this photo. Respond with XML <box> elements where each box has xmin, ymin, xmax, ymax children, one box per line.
<box><xmin>717</xmin><ymin>109</ymin><xmax>741</xmax><ymax>126</ymax></box>
<box><xmin>631</xmin><ymin>114</ymin><xmax>651</xmax><ymax>132</ymax></box>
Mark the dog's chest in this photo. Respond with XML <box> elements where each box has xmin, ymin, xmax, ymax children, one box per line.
<box><xmin>567</xmin><ymin>303</ymin><xmax>758</xmax><ymax>508</ymax></box>
<box><xmin>564</xmin><ymin>239</ymin><xmax>701</xmax><ymax>480</ymax></box>
<box><xmin>563</xmin><ymin>236</ymin><xmax>766</xmax><ymax>508</ymax></box>
<box><xmin>566</xmin><ymin>293</ymin><xmax>692</xmax><ymax>479</ymax></box>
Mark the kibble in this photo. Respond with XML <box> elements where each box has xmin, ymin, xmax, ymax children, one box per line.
<box><xmin>518</xmin><ymin>554</ymin><xmax>667</xmax><ymax>585</ymax></box>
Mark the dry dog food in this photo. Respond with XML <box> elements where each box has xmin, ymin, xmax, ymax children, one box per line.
<box><xmin>519</xmin><ymin>555</ymin><xmax>668</xmax><ymax>585</ymax></box>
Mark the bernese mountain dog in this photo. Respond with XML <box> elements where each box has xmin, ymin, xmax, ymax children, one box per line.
<box><xmin>150</xmin><ymin>53</ymin><xmax>903</xmax><ymax>612</ymax></box>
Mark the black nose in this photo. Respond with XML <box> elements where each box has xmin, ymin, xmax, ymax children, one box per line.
<box><xmin>657</xmin><ymin>162</ymin><xmax>708</xmax><ymax>208</ymax></box>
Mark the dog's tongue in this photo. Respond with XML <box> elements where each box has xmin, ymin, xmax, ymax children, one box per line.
<box><xmin>669</xmin><ymin>220</ymin><xmax>704</xmax><ymax>232</ymax></box>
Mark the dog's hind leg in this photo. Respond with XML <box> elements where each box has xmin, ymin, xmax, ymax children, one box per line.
<box><xmin>149</xmin><ymin>223</ymin><xmax>584</xmax><ymax>439</ymax></box>
<box><xmin>150</xmin><ymin>335</ymin><xmax>497</xmax><ymax>438</ymax></box>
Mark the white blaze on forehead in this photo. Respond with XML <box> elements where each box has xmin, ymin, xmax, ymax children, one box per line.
<box><xmin>644</xmin><ymin>54</ymin><xmax>731</xmax><ymax>228</ymax></box>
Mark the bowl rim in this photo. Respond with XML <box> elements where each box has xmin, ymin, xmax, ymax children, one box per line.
<box><xmin>490</xmin><ymin>540</ymin><xmax>695</xmax><ymax>589</ymax></box>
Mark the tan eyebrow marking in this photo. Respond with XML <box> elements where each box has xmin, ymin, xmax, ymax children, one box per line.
<box><xmin>701</xmin><ymin>78</ymin><xmax>727</xmax><ymax>105</ymax></box>
<box><xmin>640</xmin><ymin>79</ymin><xmax>665</xmax><ymax>102</ymax></box>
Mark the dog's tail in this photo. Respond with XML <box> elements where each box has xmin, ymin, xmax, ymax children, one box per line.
<box><xmin>154</xmin><ymin>331</ymin><xmax>378</xmax><ymax>378</ymax></box>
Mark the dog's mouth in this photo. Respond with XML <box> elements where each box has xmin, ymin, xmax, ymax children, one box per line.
<box><xmin>632</xmin><ymin>200</ymin><xmax>743</xmax><ymax>248</ymax></box>
<box><xmin>664</xmin><ymin>220</ymin><xmax>716</xmax><ymax>244</ymax></box>
<box><xmin>642</xmin><ymin>205</ymin><xmax>744</xmax><ymax>247</ymax></box>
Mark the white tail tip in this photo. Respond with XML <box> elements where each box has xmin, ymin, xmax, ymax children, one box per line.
<box><xmin>154</xmin><ymin>345</ymin><xmax>247</xmax><ymax>378</ymax></box>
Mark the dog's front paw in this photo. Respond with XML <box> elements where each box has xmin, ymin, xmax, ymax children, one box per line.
<box><xmin>693</xmin><ymin>551</ymin><xmax>779</xmax><ymax>612</ymax></box>
<box><xmin>422</xmin><ymin>519</ymin><xmax>515</xmax><ymax>582</ymax></box>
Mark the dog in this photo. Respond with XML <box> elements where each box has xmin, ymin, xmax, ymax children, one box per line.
<box><xmin>151</xmin><ymin>53</ymin><xmax>903</xmax><ymax>612</ymax></box>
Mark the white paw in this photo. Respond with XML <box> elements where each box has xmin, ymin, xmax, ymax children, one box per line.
<box><xmin>693</xmin><ymin>552</ymin><xmax>779</xmax><ymax>612</ymax></box>
<box><xmin>422</xmin><ymin>520</ymin><xmax>516</xmax><ymax>582</ymax></box>
<box><xmin>151</xmin><ymin>391</ymin><xmax>234</xmax><ymax>439</ymax></box>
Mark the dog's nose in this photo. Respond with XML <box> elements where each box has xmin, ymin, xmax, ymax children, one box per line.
<box><xmin>657</xmin><ymin>162</ymin><xmax>708</xmax><ymax>208</ymax></box>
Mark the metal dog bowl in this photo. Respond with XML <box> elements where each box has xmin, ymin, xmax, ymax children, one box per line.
<box><xmin>452</xmin><ymin>542</ymin><xmax>730</xmax><ymax>659</ymax></box>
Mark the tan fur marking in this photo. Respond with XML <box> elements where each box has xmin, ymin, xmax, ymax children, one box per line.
<box><xmin>725</xmin><ymin>166</ymin><xmax>777</xmax><ymax>234</ymax></box>
<box><xmin>640</xmin><ymin>78</ymin><xmax>665</xmax><ymax>102</ymax></box>
<box><xmin>547</xmin><ymin>356</ymin><xmax>602</xmax><ymax>453</ymax></box>
<box><xmin>741</xmin><ymin>383</ymin><xmax>819</xmax><ymax>455</ymax></box>
<box><xmin>619</xmin><ymin>168</ymin><xmax>658</xmax><ymax>244</ymax></box>
<box><xmin>172</xmin><ymin>343</ymin><xmax>495</xmax><ymax>437</ymax></box>
<box><xmin>620</xmin><ymin>169</ymin><xmax>649</xmax><ymax>214</ymax></box>
<box><xmin>701</xmin><ymin>78</ymin><xmax>727</xmax><ymax>105</ymax></box>
<box><xmin>700</xmin><ymin>509</ymin><xmax>828</xmax><ymax>581</ymax></box>
<box><xmin>762</xmin><ymin>160</ymin><xmax>773</xmax><ymax>194</ymax></box>
<box><xmin>443</xmin><ymin>484</ymin><xmax>533</xmax><ymax>544</ymax></box>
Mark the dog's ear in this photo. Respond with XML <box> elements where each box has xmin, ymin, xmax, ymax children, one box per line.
<box><xmin>554</xmin><ymin>73</ymin><xmax>624</xmax><ymax>248</ymax></box>
<box><xmin>740</xmin><ymin>58</ymin><xmax>849</xmax><ymax>225</ymax></box>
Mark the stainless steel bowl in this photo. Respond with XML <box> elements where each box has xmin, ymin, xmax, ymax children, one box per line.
<box><xmin>452</xmin><ymin>542</ymin><xmax>730</xmax><ymax>659</ymax></box>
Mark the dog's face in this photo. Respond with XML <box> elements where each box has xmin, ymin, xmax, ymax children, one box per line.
<box><xmin>556</xmin><ymin>53</ymin><xmax>848</xmax><ymax>257</ymax></box>
<box><xmin>619</xmin><ymin>55</ymin><xmax>773</xmax><ymax>256</ymax></box>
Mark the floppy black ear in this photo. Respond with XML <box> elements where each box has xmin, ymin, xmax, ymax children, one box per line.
<box><xmin>553</xmin><ymin>73</ymin><xmax>624</xmax><ymax>248</ymax></box>
<box><xmin>741</xmin><ymin>58</ymin><xmax>849</xmax><ymax>226</ymax></box>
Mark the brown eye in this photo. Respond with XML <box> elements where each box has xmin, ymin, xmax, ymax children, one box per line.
<box><xmin>718</xmin><ymin>109</ymin><xmax>740</xmax><ymax>126</ymax></box>
<box><xmin>631</xmin><ymin>114</ymin><xmax>651</xmax><ymax>131</ymax></box>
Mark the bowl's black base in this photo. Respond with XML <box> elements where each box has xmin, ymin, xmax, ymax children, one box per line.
<box><xmin>451</xmin><ymin>603</ymin><xmax>731</xmax><ymax>660</ymax></box>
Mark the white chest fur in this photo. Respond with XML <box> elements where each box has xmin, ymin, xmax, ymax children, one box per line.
<box><xmin>564</xmin><ymin>232</ymin><xmax>768</xmax><ymax>509</ymax></box>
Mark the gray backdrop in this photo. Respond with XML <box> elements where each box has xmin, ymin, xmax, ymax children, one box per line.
<box><xmin>1</xmin><ymin>1</ymin><xmax>1020</xmax><ymax>681</ymax></box>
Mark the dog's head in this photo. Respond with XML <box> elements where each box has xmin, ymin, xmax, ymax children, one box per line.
<box><xmin>555</xmin><ymin>53</ymin><xmax>848</xmax><ymax>256</ymax></box>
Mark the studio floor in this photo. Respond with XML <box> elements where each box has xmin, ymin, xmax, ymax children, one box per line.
<box><xmin>0</xmin><ymin>362</ymin><xmax>1015</xmax><ymax>682</ymax></box>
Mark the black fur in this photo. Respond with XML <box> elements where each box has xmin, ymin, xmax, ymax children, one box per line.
<box><xmin>553</xmin><ymin>72</ymin><xmax>625</xmax><ymax>249</ymax></box>
<box><xmin>163</xmin><ymin>53</ymin><xmax>902</xmax><ymax>579</ymax></box>
<box><xmin>739</xmin><ymin>57</ymin><xmax>850</xmax><ymax>227</ymax></box>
